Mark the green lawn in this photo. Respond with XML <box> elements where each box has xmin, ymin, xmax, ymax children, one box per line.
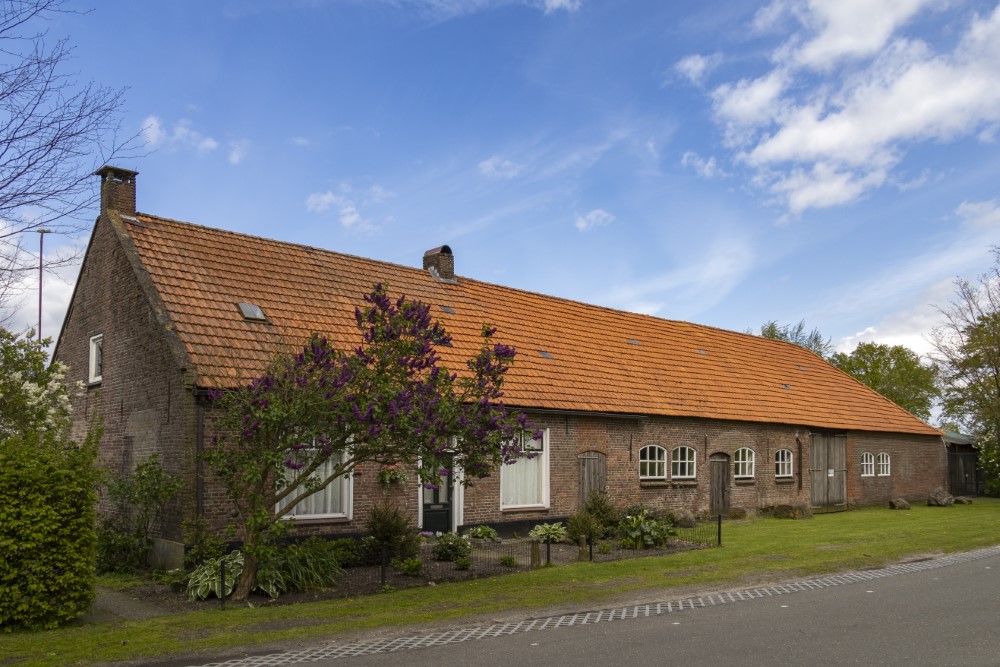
<box><xmin>4</xmin><ymin>500</ymin><xmax>1000</xmax><ymax>666</ymax></box>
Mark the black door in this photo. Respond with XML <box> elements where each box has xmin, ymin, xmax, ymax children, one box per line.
<box><xmin>422</xmin><ymin>467</ymin><xmax>453</xmax><ymax>533</ymax></box>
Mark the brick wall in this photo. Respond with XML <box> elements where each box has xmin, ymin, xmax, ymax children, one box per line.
<box><xmin>846</xmin><ymin>431</ymin><xmax>946</xmax><ymax>506</ymax></box>
<box><xmin>55</xmin><ymin>216</ymin><xmax>196</xmax><ymax>543</ymax></box>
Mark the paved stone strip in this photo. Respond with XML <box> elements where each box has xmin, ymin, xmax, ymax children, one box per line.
<box><xmin>194</xmin><ymin>545</ymin><xmax>1000</xmax><ymax>667</ymax></box>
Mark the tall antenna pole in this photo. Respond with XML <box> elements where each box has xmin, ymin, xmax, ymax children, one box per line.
<box><xmin>37</xmin><ymin>229</ymin><xmax>51</xmax><ymax>342</ymax></box>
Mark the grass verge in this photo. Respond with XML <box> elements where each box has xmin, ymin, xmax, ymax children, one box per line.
<box><xmin>4</xmin><ymin>499</ymin><xmax>1000</xmax><ymax>666</ymax></box>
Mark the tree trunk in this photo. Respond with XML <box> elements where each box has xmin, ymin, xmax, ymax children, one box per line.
<box><xmin>231</xmin><ymin>539</ymin><xmax>258</xmax><ymax>601</ymax></box>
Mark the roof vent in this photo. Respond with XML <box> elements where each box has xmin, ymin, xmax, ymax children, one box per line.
<box><xmin>439</xmin><ymin>305</ymin><xmax>456</xmax><ymax>314</ymax></box>
<box><xmin>423</xmin><ymin>245</ymin><xmax>457</xmax><ymax>283</ymax></box>
<box><xmin>538</xmin><ymin>350</ymin><xmax>554</xmax><ymax>359</ymax></box>
<box><xmin>697</xmin><ymin>348</ymin><xmax>708</xmax><ymax>355</ymax></box>
<box><xmin>627</xmin><ymin>338</ymin><xmax>640</xmax><ymax>346</ymax></box>
<box><xmin>237</xmin><ymin>302</ymin><xmax>266</xmax><ymax>321</ymax></box>
<box><xmin>781</xmin><ymin>383</ymin><xmax>792</xmax><ymax>390</ymax></box>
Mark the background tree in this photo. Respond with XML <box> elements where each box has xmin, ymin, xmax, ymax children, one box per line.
<box><xmin>932</xmin><ymin>247</ymin><xmax>1000</xmax><ymax>494</ymax></box>
<box><xmin>750</xmin><ymin>319</ymin><xmax>833</xmax><ymax>358</ymax></box>
<box><xmin>204</xmin><ymin>284</ymin><xmax>538</xmax><ymax>600</ymax></box>
<box><xmin>0</xmin><ymin>0</ymin><xmax>131</xmax><ymax>320</ymax></box>
<box><xmin>829</xmin><ymin>342</ymin><xmax>939</xmax><ymax>421</ymax></box>
<box><xmin>0</xmin><ymin>327</ymin><xmax>76</xmax><ymax>437</ymax></box>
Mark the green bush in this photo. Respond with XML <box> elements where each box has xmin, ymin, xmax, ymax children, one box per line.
<box><xmin>328</xmin><ymin>537</ymin><xmax>362</xmax><ymax>568</ymax></box>
<box><xmin>364</xmin><ymin>502</ymin><xmax>419</xmax><ymax>561</ymax></box>
<box><xmin>465</xmin><ymin>525</ymin><xmax>499</xmax><ymax>541</ymax></box>
<box><xmin>0</xmin><ymin>430</ymin><xmax>100</xmax><ymax>630</ymax></box>
<box><xmin>528</xmin><ymin>522</ymin><xmax>567</xmax><ymax>542</ymax></box>
<box><xmin>395</xmin><ymin>557</ymin><xmax>423</xmax><ymax>577</ymax></box>
<box><xmin>187</xmin><ymin>551</ymin><xmax>243</xmax><ymax>601</ymax></box>
<box><xmin>454</xmin><ymin>555</ymin><xmax>472</xmax><ymax>570</ymax></box>
<box><xmin>96</xmin><ymin>454</ymin><xmax>182</xmax><ymax>574</ymax></box>
<box><xmin>498</xmin><ymin>555</ymin><xmax>518</xmax><ymax>568</ymax></box>
<box><xmin>584</xmin><ymin>491</ymin><xmax>619</xmax><ymax>535</ymax></box>
<box><xmin>617</xmin><ymin>510</ymin><xmax>675</xmax><ymax>550</ymax></box>
<box><xmin>431</xmin><ymin>533</ymin><xmax>471</xmax><ymax>562</ymax></box>
<box><xmin>182</xmin><ymin>518</ymin><xmax>227</xmax><ymax>571</ymax></box>
<box><xmin>566</xmin><ymin>511</ymin><xmax>602</xmax><ymax>543</ymax></box>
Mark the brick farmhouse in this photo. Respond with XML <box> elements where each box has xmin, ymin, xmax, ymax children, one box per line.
<box><xmin>54</xmin><ymin>167</ymin><xmax>945</xmax><ymax>566</ymax></box>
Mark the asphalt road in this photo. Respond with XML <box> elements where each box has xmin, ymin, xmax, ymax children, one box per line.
<box><xmin>328</xmin><ymin>553</ymin><xmax>1000</xmax><ymax>667</ymax></box>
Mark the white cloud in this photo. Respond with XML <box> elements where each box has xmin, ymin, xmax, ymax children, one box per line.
<box><xmin>291</xmin><ymin>136</ymin><xmax>310</xmax><ymax>147</ymax></box>
<box><xmin>228</xmin><ymin>139</ymin><xmax>250</xmax><ymax>165</ymax></box>
<box><xmin>478</xmin><ymin>155</ymin><xmax>522</xmax><ymax>179</ymax></box>
<box><xmin>140</xmin><ymin>116</ymin><xmax>166</xmax><ymax>146</ymax></box>
<box><xmin>541</xmin><ymin>0</ymin><xmax>580</xmax><ymax>13</ymax></box>
<box><xmin>703</xmin><ymin>3</ymin><xmax>1000</xmax><ymax>215</ymax></box>
<box><xmin>790</xmin><ymin>0</ymin><xmax>936</xmax><ymax>70</ymax></box>
<box><xmin>141</xmin><ymin>116</ymin><xmax>220</xmax><ymax>155</ymax></box>
<box><xmin>681</xmin><ymin>151</ymin><xmax>726</xmax><ymax>179</ymax></box>
<box><xmin>574</xmin><ymin>208</ymin><xmax>614</xmax><ymax>232</ymax></box>
<box><xmin>956</xmin><ymin>199</ymin><xmax>1000</xmax><ymax>229</ymax></box>
<box><xmin>674</xmin><ymin>53</ymin><xmax>722</xmax><ymax>85</ymax></box>
<box><xmin>305</xmin><ymin>183</ymin><xmax>388</xmax><ymax>231</ymax></box>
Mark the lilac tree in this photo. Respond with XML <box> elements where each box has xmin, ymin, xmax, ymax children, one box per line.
<box><xmin>203</xmin><ymin>284</ymin><xmax>537</xmax><ymax>599</ymax></box>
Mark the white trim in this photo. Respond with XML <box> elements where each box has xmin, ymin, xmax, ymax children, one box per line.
<box><xmin>671</xmin><ymin>446</ymin><xmax>697</xmax><ymax>480</ymax></box>
<box><xmin>88</xmin><ymin>334</ymin><xmax>103</xmax><ymax>384</ymax></box>
<box><xmin>775</xmin><ymin>449</ymin><xmax>793</xmax><ymax>478</ymax></box>
<box><xmin>861</xmin><ymin>451</ymin><xmax>875</xmax><ymax>477</ymax></box>
<box><xmin>277</xmin><ymin>453</ymin><xmax>353</xmax><ymax>521</ymax></box>
<box><xmin>500</xmin><ymin>428</ymin><xmax>550</xmax><ymax>510</ymax></box>
<box><xmin>639</xmin><ymin>445</ymin><xmax>667</xmax><ymax>480</ymax></box>
<box><xmin>734</xmin><ymin>447</ymin><xmax>755</xmax><ymax>479</ymax></box>
<box><xmin>877</xmin><ymin>452</ymin><xmax>891</xmax><ymax>477</ymax></box>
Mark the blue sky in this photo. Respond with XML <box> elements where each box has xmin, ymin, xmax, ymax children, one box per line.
<box><xmin>10</xmin><ymin>0</ymin><xmax>1000</xmax><ymax>359</ymax></box>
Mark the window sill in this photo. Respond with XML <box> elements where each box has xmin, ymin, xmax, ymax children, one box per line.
<box><xmin>281</xmin><ymin>516</ymin><xmax>351</xmax><ymax>526</ymax></box>
<box><xmin>640</xmin><ymin>480</ymin><xmax>697</xmax><ymax>489</ymax></box>
<box><xmin>734</xmin><ymin>479</ymin><xmax>755</xmax><ymax>486</ymax></box>
<box><xmin>87</xmin><ymin>380</ymin><xmax>102</xmax><ymax>388</ymax></box>
<box><xmin>775</xmin><ymin>478</ymin><xmax>795</xmax><ymax>485</ymax></box>
<box><xmin>501</xmin><ymin>505</ymin><xmax>549</xmax><ymax>514</ymax></box>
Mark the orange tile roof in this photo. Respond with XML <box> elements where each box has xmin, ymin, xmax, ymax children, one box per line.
<box><xmin>118</xmin><ymin>212</ymin><xmax>940</xmax><ymax>436</ymax></box>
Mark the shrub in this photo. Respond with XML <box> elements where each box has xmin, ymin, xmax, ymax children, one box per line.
<box><xmin>364</xmin><ymin>502</ymin><xmax>420</xmax><ymax>561</ymax></box>
<box><xmin>454</xmin><ymin>556</ymin><xmax>472</xmax><ymax>570</ymax></box>
<box><xmin>96</xmin><ymin>454</ymin><xmax>182</xmax><ymax>574</ymax></box>
<box><xmin>182</xmin><ymin>518</ymin><xmax>227</xmax><ymax>571</ymax></box>
<box><xmin>395</xmin><ymin>557</ymin><xmax>423</xmax><ymax>577</ymax></box>
<box><xmin>328</xmin><ymin>538</ymin><xmax>362</xmax><ymax>568</ymax></box>
<box><xmin>618</xmin><ymin>510</ymin><xmax>675</xmax><ymax>550</ymax></box>
<box><xmin>597</xmin><ymin>541</ymin><xmax>613</xmax><ymax>555</ymax></box>
<box><xmin>566</xmin><ymin>511</ymin><xmax>602</xmax><ymax>543</ymax></box>
<box><xmin>0</xmin><ymin>429</ymin><xmax>100</xmax><ymax>630</ymax></box>
<box><xmin>465</xmin><ymin>525</ymin><xmax>499</xmax><ymax>541</ymax></box>
<box><xmin>584</xmin><ymin>491</ymin><xmax>619</xmax><ymax>534</ymax></box>
<box><xmin>187</xmin><ymin>551</ymin><xmax>243</xmax><ymax>601</ymax></box>
<box><xmin>498</xmin><ymin>555</ymin><xmax>518</xmax><ymax>568</ymax></box>
<box><xmin>529</xmin><ymin>522</ymin><xmax>567</xmax><ymax>543</ymax></box>
<box><xmin>152</xmin><ymin>568</ymin><xmax>189</xmax><ymax>590</ymax></box>
<box><xmin>431</xmin><ymin>533</ymin><xmax>471</xmax><ymax>562</ymax></box>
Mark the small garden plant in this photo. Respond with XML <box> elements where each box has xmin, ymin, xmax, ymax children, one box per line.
<box><xmin>465</xmin><ymin>525</ymin><xmax>500</xmax><ymax>541</ymax></box>
<box><xmin>618</xmin><ymin>510</ymin><xmax>675</xmax><ymax>550</ymax></box>
<box><xmin>431</xmin><ymin>533</ymin><xmax>471</xmax><ymax>562</ymax></box>
<box><xmin>529</xmin><ymin>522</ymin><xmax>567</xmax><ymax>543</ymax></box>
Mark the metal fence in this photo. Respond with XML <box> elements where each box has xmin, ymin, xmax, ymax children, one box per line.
<box><xmin>325</xmin><ymin>516</ymin><xmax>723</xmax><ymax>598</ymax></box>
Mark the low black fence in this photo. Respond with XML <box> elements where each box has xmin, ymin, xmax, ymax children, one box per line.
<box><xmin>303</xmin><ymin>515</ymin><xmax>724</xmax><ymax>598</ymax></box>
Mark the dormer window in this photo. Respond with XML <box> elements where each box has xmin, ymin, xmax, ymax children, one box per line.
<box><xmin>89</xmin><ymin>334</ymin><xmax>104</xmax><ymax>384</ymax></box>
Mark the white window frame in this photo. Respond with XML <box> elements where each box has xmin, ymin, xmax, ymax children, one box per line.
<box><xmin>877</xmin><ymin>452</ymin><xmax>890</xmax><ymax>477</ymax></box>
<box><xmin>775</xmin><ymin>449</ymin><xmax>793</xmax><ymax>478</ymax></box>
<box><xmin>500</xmin><ymin>429</ymin><xmax>550</xmax><ymax>510</ymax></box>
<box><xmin>671</xmin><ymin>446</ymin><xmax>697</xmax><ymax>480</ymax></box>
<box><xmin>734</xmin><ymin>448</ymin><xmax>755</xmax><ymax>479</ymax></box>
<box><xmin>89</xmin><ymin>334</ymin><xmax>104</xmax><ymax>384</ymax></box>
<box><xmin>639</xmin><ymin>445</ymin><xmax>666</xmax><ymax>480</ymax></box>
<box><xmin>861</xmin><ymin>452</ymin><xmax>875</xmax><ymax>477</ymax></box>
<box><xmin>276</xmin><ymin>449</ymin><xmax>353</xmax><ymax>521</ymax></box>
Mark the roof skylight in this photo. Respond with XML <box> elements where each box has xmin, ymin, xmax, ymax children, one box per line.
<box><xmin>627</xmin><ymin>338</ymin><xmax>640</xmax><ymax>346</ymax></box>
<box><xmin>538</xmin><ymin>350</ymin><xmax>554</xmax><ymax>359</ymax></box>
<box><xmin>237</xmin><ymin>302</ymin><xmax>266</xmax><ymax>321</ymax></box>
<box><xmin>439</xmin><ymin>305</ymin><xmax>456</xmax><ymax>314</ymax></box>
<box><xmin>781</xmin><ymin>383</ymin><xmax>792</xmax><ymax>390</ymax></box>
<box><xmin>697</xmin><ymin>348</ymin><xmax>708</xmax><ymax>355</ymax></box>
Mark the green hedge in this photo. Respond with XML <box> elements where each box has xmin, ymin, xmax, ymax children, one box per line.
<box><xmin>0</xmin><ymin>431</ymin><xmax>100</xmax><ymax>631</ymax></box>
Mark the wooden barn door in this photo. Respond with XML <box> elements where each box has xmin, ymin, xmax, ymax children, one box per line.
<box><xmin>578</xmin><ymin>452</ymin><xmax>606</xmax><ymax>507</ymax></box>
<box><xmin>710</xmin><ymin>454</ymin><xmax>731</xmax><ymax>518</ymax></box>
<box><xmin>810</xmin><ymin>434</ymin><xmax>847</xmax><ymax>511</ymax></box>
<box><xmin>948</xmin><ymin>451</ymin><xmax>977</xmax><ymax>496</ymax></box>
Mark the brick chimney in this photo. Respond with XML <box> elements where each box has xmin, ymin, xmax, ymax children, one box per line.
<box><xmin>423</xmin><ymin>245</ymin><xmax>456</xmax><ymax>283</ymax></box>
<box><xmin>94</xmin><ymin>165</ymin><xmax>138</xmax><ymax>216</ymax></box>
